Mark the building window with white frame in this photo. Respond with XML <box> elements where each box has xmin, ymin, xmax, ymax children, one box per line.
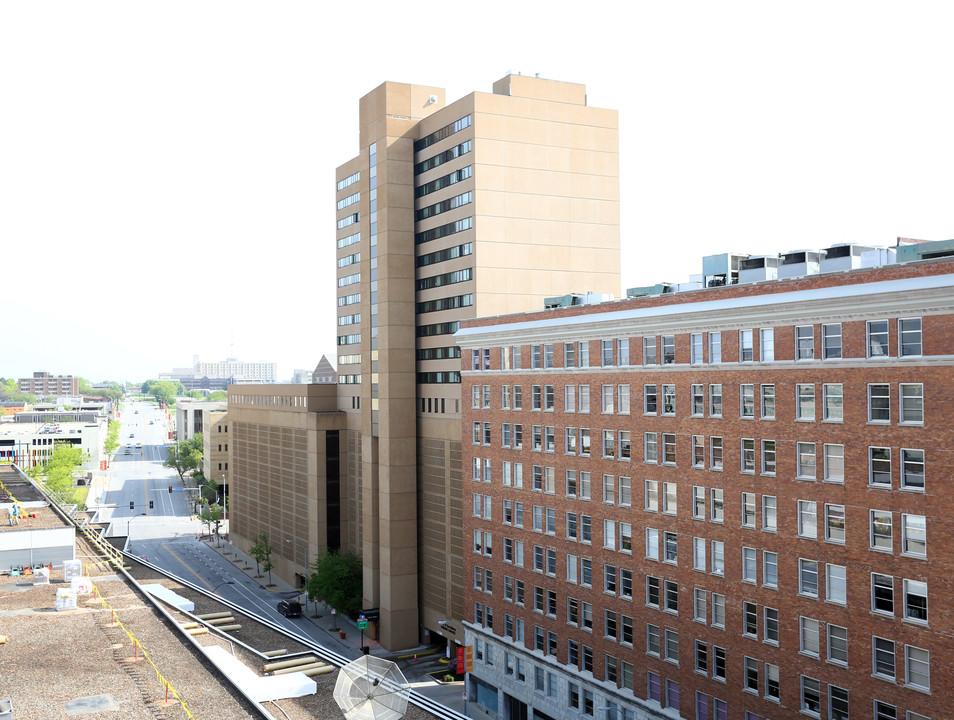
<box><xmin>870</xmin><ymin>510</ymin><xmax>893</xmax><ymax>551</ymax></box>
<box><xmin>708</xmin><ymin>332</ymin><xmax>721</xmax><ymax>363</ymax></box>
<box><xmin>617</xmin><ymin>338</ymin><xmax>630</xmax><ymax>366</ymax></box>
<box><xmin>823</xmin><ymin>383</ymin><xmax>843</xmax><ymax>421</ymax></box>
<box><xmin>795</xmin><ymin>325</ymin><xmax>814</xmax><ymax>360</ymax></box>
<box><xmin>900</xmin><ymin>383</ymin><xmax>923</xmax><ymax>424</ymax></box>
<box><xmin>867</xmin><ymin>319</ymin><xmax>889</xmax><ymax>357</ymax></box>
<box><xmin>690</xmin><ymin>333</ymin><xmax>703</xmax><ymax>363</ymax></box>
<box><xmin>760</xmin><ymin>383</ymin><xmax>775</xmax><ymax>418</ymax></box>
<box><xmin>901</xmin><ymin>448</ymin><xmax>925</xmax><ymax>490</ymax></box>
<box><xmin>902</xmin><ymin>513</ymin><xmax>926</xmax><ymax>557</ymax></box>
<box><xmin>822</xmin><ymin>323</ymin><xmax>842</xmax><ymax>359</ymax></box>
<box><xmin>760</xmin><ymin>327</ymin><xmax>774</xmax><ymax>361</ymax></box>
<box><xmin>740</xmin><ymin>330</ymin><xmax>754</xmax><ymax>362</ymax></box>
<box><xmin>824</xmin><ymin>444</ymin><xmax>844</xmax><ymax>482</ymax></box>
<box><xmin>796</xmin><ymin>384</ymin><xmax>815</xmax><ymax>420</ymax></box>
<box><xmin>899</xmin><ymin>317</ymin><xmax>922</xmax><ymax>356</ymax></box>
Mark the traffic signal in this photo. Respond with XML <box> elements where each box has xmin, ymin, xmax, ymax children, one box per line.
<box><xmin>149</xmin><ymin>500</ymin><xmax>154</xmax><ymax>509</ymax></box>
<box><xmin>129</xmin><ymin>501</ymin><xmax>134</xmax><ymax>510</ymax></box>
<box><xmin>168</xmin><ymin>486</ymin><xmax>173</xmax><ymax>494</ymax></box>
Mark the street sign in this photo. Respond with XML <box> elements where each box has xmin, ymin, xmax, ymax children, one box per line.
<box><xmin>357</xmin><ymin>615</ymin><xmax>368</xmax><ymax>630</ymax></box>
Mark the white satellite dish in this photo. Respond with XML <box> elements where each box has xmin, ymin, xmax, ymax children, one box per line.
<box><xmin>333</xmin><ymin>655</ymin><xmax>410</xmax><ymax>720</ymax></box>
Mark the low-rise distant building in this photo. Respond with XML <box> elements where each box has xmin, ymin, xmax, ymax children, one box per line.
<box><xmin>18</xmin><ymin>372</ymin><xmax>79</xmax><ymax>397</ymax></box>
<box><xmin>0</xmin><ymin>419</ymin><xmax>105</xmax><ymax>469</ymax></box>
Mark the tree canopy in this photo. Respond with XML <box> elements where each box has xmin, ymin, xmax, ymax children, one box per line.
<box><xmin>141</xmin><ymin>379</ymin><xmax>185</xmax><ymax>406</ymax></box>
<box><xmin>307</xmin><ymin>550</ymin><xmax>363</xmax><ymax>618</ymax></box>
<box><xmin>163</xmin><ymin>433</ymin><xmax>203</xmax><ymax>480</ymax></box>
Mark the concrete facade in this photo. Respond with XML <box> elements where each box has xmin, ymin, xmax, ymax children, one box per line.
<box><xmin>331</xmin><ymin>74</ymin><xmax>621</xmax><ymax>649</ymax></box>
<box><xmin>457</xmin><ymin>258</ymin><xmax>953</xmax><ymax>720</ymax></box>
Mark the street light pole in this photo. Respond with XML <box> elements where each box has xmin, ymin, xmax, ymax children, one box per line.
<box><xmin>127</xmin><ymin>513</ymin><xmax>146</xmax><ymax>554</ymax></box>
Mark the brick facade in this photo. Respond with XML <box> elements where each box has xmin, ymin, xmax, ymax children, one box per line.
<box><xmin>459</xmin><ymin>259</ymin><xmax>953</xmax><ymax>720</ymax></box>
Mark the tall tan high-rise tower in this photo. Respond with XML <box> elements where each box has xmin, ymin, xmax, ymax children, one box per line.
<box><xmin>332</xmin><ymin>74</ymin><xmax>620</xmax><ymax>649</ymax></box>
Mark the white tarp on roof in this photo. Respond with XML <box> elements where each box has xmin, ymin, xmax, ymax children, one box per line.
<box><xmin>141</xmin><ymin>583</ymin><xmax>195</xmax><ymax>612</ymax></box>
<box><xmin>202</xmin><ymin>645</ymin><xmax>315</xmax><ymax>702</ymax></box>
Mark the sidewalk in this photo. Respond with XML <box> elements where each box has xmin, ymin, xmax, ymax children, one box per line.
<box><xmin>201</xmin><ymin>535</ymin><xmax>458</xmax><ymax>686</ymax></box>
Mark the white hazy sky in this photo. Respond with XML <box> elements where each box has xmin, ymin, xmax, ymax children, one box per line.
<box><xmin>2</xmin><ymin>2</ymin><xmax>952</xmax><ymax>384</ymax></box>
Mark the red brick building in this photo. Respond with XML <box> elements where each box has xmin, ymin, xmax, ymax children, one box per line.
<box><xmin>458</xmin><ymin>256</ymin><xmax>952</xmax><ymax>720</ymax></box>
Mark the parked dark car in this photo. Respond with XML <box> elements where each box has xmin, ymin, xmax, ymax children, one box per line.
<box><xmin>277</xmin><ymin>600</ymin><xmax>302</xmax><ymax>618</ymax></box>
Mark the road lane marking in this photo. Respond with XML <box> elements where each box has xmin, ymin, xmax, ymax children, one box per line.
<box><xmin>161</xmin><ymin>543</ymin><xmax>216</xmax><ymax>591</ymax></box>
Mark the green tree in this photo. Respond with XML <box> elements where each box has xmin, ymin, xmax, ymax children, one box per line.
<box><xmin>30</xmin><ymin>442</ymin><xmax>85</xmax><ymax>498</ymax></box>
<box><xmin>163</xmin><ymin>433</ymin><xmax>203</xmax><ymax>480</ymax></box>
<box><xmin>104</xmin><ymin>419</ymin><xmax>121</xmax><ymax>454</ymax></box>
<box><xmin>205</xmin><ymin>391</ymin><xmax>227</xmax><ymax>402</ymax></box>
<box><xmin>200</xmin><ymin>503</ymin><xmax>224</xmax><ymax>544</ymax></box>
<box><xmin>307</xmin><ymin>550</ymin><xmax>363</xmax><ymax>618</ymax></box>
<box><xmin>250</xmin><ymin>533</ymin><xmax>273</xmax><ymax>584</ymax></box>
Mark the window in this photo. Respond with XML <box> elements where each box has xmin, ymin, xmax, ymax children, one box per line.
<box><xmin>823</xmin><ymin>383</ymin><xmax>843</xmax><ymax>420</ymax></box>
<box><xmin>800</xmin><ymin>676</ymin><xmax>821</xmax><ymax>716</ymax></box>
<box><xmin>868</xmin><ymin>383</ymin><xmax>891</xmax><ymax>422</ymax></box>
<box><xmin>760</xmin><ymin>328</ymin><xmax>774</xmax><ymax>361</ymax></box>
<box><xmin>690</xmin><ymin>333</ymin><xmax>703</xmax><ymax>363</ymax></box>
<box><xmin>740</xmin><ymin>385</ymin><xmax>755</xmax><ymax>418</ymax></box>
<box><xmin>799</xmin><ymin>559</ymin><xmax>819</xmax><ymax>596</ymax></box>
<box><xmin>796</xmin><ymin>325</ymin><xmax>814</xmax><ymax>360</ymax></box>
<box><xmin>619</xmin><ymin>476</ymin><xmax>632</xmax><ymax>507</ymax></box>
<box><xmin>764</xmin><ymin>607</ymin><xmax>779</xmax><ymax>644</ymax></box>
<box><xmin>664</xmin><ymin>580</ymin><xmax>679</xmax><ymax>612</ymax></box>
<box><xmin>740</xmin><ymin>330</ymin><xmax>754</xmax><ymax>362</ymax></box>
<box><xmin>618</xmin><ymin>384</ymin><xmax>631</xmax><ymax>414</ymax></box>
<box><xmin>618</xmin><ymin>338</ymin><xmax>630</xmax><ymax>366</ymax></box>
<box><xmin>905</xmin><ymin>645</ymin><xmax>930</xmax><ymax>690</ymax></box>
<box><xmin>662</xmin><ymin>336</ymin><xmax>675</xmax><ymax>364</ymax></box>
<box><xmin>828</xmin><ymin>625</ymin><xmax>848</xmax><ymax>666</ymax></box>
<box><xmin>796</xmin><ymin>384</ymin><xmax>815</xmax><ymax>420</ymax></box>
<box><xmin>643</xmin><ymin>337</ymin><xmax>657</xmax><ymax>365</ymax></box>
<box><xmin>903</xmin><ymin>578</ymin><xmax>928</xmax><ymax>621</ymax></box>
<box><xmin>899</xmin><ymin>318</ymin><xmax>922</xmax><ymax>356</ymax></box>
<box><xmin>900</xmin><ymin>383</ymin><xmax>923</xmax><ymax>424</ymax></box>
<box><xmin>741</xmin><ymin>439</ymin><xmax>755</xmax><ymax>472</ymax></box>
<box><xmin>741</xmin><ymin>492</ymin><xmax>756</xmax><ymax>527</ymax></box>
<box><xmin>822</xmin><ymin>323</ymin><xmax>842</xmax><ymax>359</ymax></box>
<box><xmin>578</xmin><ymin>385</ymin><xmax>590</xmax><ymax>413</ymax></box>
<box><xmin>646</xmin><ymin>624</ymin><xmax>660</xmax><ymax>656</ymax></box>
<box><xmin>825</xmin><ymin>504</ymin><xmax>846</xmax><ymax>543</ymax></box>
<box><xmin>760</xmin><ymin>384</ymin><xmax>775</xmax><ymax>418</ymax></box>
<box><xmin>711</xmin><ymin>594</ymin><xmax>725</xmax><ymax>628</ymax></box>
<box><xmin>762</xmin><ymin>497</ymin><xmax>777</xmax><ymax>533</ymax></box>
<box><xmin>643</xmin><ymin>433</ymin><xmax>658</xmax><ymax>464</ymax></box>
<box><xmin>873</xmin><ymin>636</ymin><xmax>896</xmax><ymax>679</ymax></box>
<box><xmin>902</xmin><ymin>514</ymin><xmax>926</xmax><ymax>557</ymax></box>
<box><xmin>662</xmin><ymin>482</ymin><xmax>677</xmax><ymax>514</ymax></box>
<box><xmin>663</xmin><ymin>532</ymin><xmax>678</xmax><ymax>563</ymax></box>
<box><xmin>664</xmin><ymin>629</ymin><xmax>679</xmax><ymax>663</ymax></box>
<box><xmin>578</xmin><ymin>341</ymin><xmax>589</xmax><ymax>368</ymax></box>
<box><xmin>901</xmin><ymin>448</ymin><xmax>925</xmax><ymax>490</ymax></box>
<box><xmin>691</xmin><ymin>384</ymin><xmax>705</xmax><ymax>416</ymax></box>
<box><xmin>710</xmin><ymin>437</ymin><xmax>723</xmax><ymax>470</ymax></box>
<box><xmin>761</xmin><ymin>440</ymin><xmax>776</xmax><ymax>474</ymax></box>
<box><xmin>824</xmin><ymin>444</ymin><xmax>845</xmax><ymax>482</ymax></box>
<box><xmin>643</xmin><ymin>385</ymin><xmax>657</xmax><ymax>414</ymax></box>
<box><xmin>765</xmin><ymin>663</ymin><xmax>779</xmax><ymax>701</ymax></box>
<box><xmin>867</xmin><ymin>319</ymin><xmax>889</xmax><ymax>357</ymax></box>
<box><xmin>870</xmin><ymin>447</ymin><xmax>891</xmax><ymax>486</ymax></box>
<box><xmin>693</xmin><ymin>537</ymin><xmax>706</xmax><ymax>571</ymax></box>
<box><xmin>711</xmin><ymin>541</ymin><xmax>725</xmax><ymax>576</ymax></box>
<box><xmin>874</xmin><ymin>701</ymin><xmax>897</xmax><ymax>720</ymax></box>
<box><xmin>763</xmin><ymin>551</ymin><xmax>778</xmax><ymax>587</ymax></box>
<box><xmin>704</xmin><ymin>331</ymin><xmax>721</xmax><ymax>365</ymax></box>
<box><xmin>826</xmin><ymin>564</ymin><xmax>847</xmax><ymax>603</ymax></box>
<box><xmin>692</xmin><ymin>486</ymin><xmax>705</xmax><ymax>518</ymax></box>
<box><xmin>870</xmin><ymin>510</ymin><xmax>893</xmax><ymax>551</ymax></box>
<box><xmin>662</xmin><ymin>384</ymin><xmax>675</xmax><ymax>415</ymax></box>
<box><xmin>601</xmin><ymin>384</ymin><xmax>614</xmax><ymax>414</ymax></box>
<box><xmin>797</xmin><ymin>443</ymin><xmax>816</xmax><ymax>479</ymax></box>
<box><xmin>872</xmin><ymin>573</ymin><xmax>894</xmax><ymax>614</ymax></box>
<box><xmin>710</xmin><ymin>488</ymin><xmax>724</xmax><ymax>522</ymax></box>
<box><xmin>743</xmin><ymin>602</ymin><xmax>758</xmax><ymax>636</ymax></box>
<box><xmin>709</xmin><ymin>384</ymin><xmax>723</xmax><ymax>416</ymax></box>
<box><xmin>742</xmin><ymin>547</ymin><xmax>757</xmax><ymax>582</ymax></box>
<box><xmin>744</xmin><ymin>656</ymin><xmax>759</xmax><ymax>692</ymax></box>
